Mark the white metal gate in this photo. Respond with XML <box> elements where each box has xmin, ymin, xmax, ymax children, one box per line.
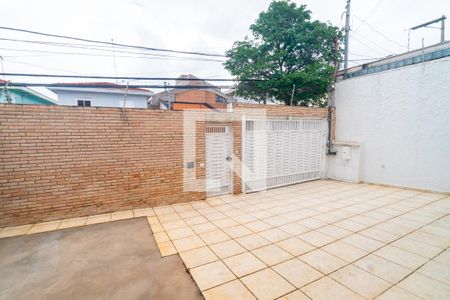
<box><xmin>243</xmin><ymin>119</ymin><xmax>326</xmax><ymax>192</ymax></box>
<box><xmin>206</xmin><ymin>125</ymin><xmax>232</xmax><ymax>196</ymax></box>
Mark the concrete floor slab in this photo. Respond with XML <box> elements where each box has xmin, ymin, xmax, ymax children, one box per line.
<box><xmin>0</xmin><ymin>218</ymin><xmax>202</xmax><ymax>300</ymax></box>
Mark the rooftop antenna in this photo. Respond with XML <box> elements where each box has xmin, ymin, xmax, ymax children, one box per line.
<box><xmin>111</xmin><ymin>38</ymin><xmax>118</xmax><ymax>83</ymax></box>
<box><xmin>408</xmin><ymin>15</ymin><xmax>446</xmax><ymax>51</ymax></box>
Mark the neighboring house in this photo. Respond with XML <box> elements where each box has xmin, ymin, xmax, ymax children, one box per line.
<box><xmin>149</xmin><ymin>74</ymin><xmax>234</xmax><ymax>110</ymax></box>
<box><xmin>0</xmin><ymin>80</ymin><xmax>56</xmax><ymax>105</ymax></box>
<box><xmin>328</xmin><ymin>41</ymin><xmax>450</xmax><ymax>192</ymax></box>
<box><xmin>48</xmin><ymin>82</ymin><xmax>153</xmax><ymax>108</ymax></box>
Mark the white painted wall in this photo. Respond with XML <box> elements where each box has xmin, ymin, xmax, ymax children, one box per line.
<box><xmin>55</xmin><ymin>90</ymin><xmax>149</xmax><ymax>108</ymax></box>
<box><xmin>330</xmin><ymin>57</ymin><xmax>450</xmax><ymax>192</ymax></box>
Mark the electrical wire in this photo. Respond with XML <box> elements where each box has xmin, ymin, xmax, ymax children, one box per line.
<box><xmin>0</xmin><ymin>47</ymin><xmax>225</xmax><ymax>62</ymax></box>
<box><xmin>0</xmin><ymin>82</ymin><xmax>237</xmax><ymax>89</ymax></box>
<box><xmin>0</xmin><ymin>26</ymin><xmax>226</xmax><ymax>58</ymax></box>
<box><xmin>351</xmin><ymin>31</ymin><xmax>391</xmax><ymax>56</ymax></box>
<box><xmin>0</xmin><ymin>72</ymin><xmax>263</xmax><ymax>82</ymax></box>
<box><xmin>353</xmin><ymin>15</ymin><xmax>407</xmax><ymax>49</ymax></box>
<box><xmin>353</xmin><ymin>0</ymin><xmax>385</xmax><ymax>32</ymax></box>
<box><xmin>0</xmin><ymin>38</ymin><xmax>226</xmax><ymax>62</ymax></box>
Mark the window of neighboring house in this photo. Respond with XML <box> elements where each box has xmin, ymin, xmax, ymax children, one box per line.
<box><xmin>216</xmin><ymin>95</ymin><xmax>226</xmax><ymax>103</ymax></box>
<box><xmin>77</xmin><ymin>99</ymin><xmax>91</xmax><ymax>107</ymax></box>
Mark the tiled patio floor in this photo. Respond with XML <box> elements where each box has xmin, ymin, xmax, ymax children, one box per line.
<box><xmin>149</xmin><ymin>180</ymin><xmax>450</xmax><ymax>300</ymax></box>
<box><xmin>1</xmin><ymin>180</ymin><xmax>449</xmax><ymax>299</ymax></box>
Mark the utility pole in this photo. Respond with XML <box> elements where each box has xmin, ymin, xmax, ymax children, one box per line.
<box><xmin>343</xmin><ymin>0</ymin><xmax>351</xmax><ymax>70</ymax></box>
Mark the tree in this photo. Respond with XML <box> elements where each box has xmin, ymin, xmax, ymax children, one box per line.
<box><xmin>224</xmin><ymin>0</ymin><xmax>342</xmax><ymax>106</ymax></box>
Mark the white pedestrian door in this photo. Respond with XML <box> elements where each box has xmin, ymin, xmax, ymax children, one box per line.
<box><xmin>243</xmin><ymin>119</ymin><xmax>326</xmax><ymax>193</ymax></box>
<box><xmin>206</xmin><ymin>125</ymin><xmax>232</xmax><ymax>196</ymax></box>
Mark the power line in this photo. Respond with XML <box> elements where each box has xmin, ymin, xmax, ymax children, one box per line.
<box><xmin>351</xmin><ymin>31</ymin><xmax>391</xmax><ymax>56</ymax></box>
<box><xmin>0</xmin><ymin>46</ymin><xmax>225</xmax><ymax>62</ymax></box>
<box><xmin>0</xmin><ymin>72</ymin><xmax>262</xmax><ymax>82</ymax></box>
<box><xmin>0</xmin><ymin>26</ymin><xmax>227</xmax><ymax>58</ymax></box>
<box><xmin>0</xmin><ymin>82</ymin><xmax>236</xmax><ymax>89</ymax></box>
<box><xmin>353</xmin><ymin>15</ymin><xmax>407</xmax><ymax>48</ymax></box>
<box><xmin>353</xmin><ymin>0</ymin><xmax>385</xmax><ymax>32</ymax></box>
<box><xmin>0</xmin><ymin>38</ymin><xmax>226</xmax><ymax>62</ymax></box>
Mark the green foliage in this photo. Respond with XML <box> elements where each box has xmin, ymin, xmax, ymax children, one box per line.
<box><xmin>225</xmin><ymin>0</ymin><xmax>342</xmax><ymax>106</ymax></box>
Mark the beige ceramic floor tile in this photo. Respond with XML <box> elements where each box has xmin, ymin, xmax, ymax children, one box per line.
<box><xmin>251</xmin><ymin>244</ymin><xmax>293</xmax><ymax>266</ymax></box>
<box><xmin>212</xmin><ymin>218</ymin><xmax>239</xmax><ymax>228</ymax></box>
<box><xmin>223</xmin><ymin>252</ymin><xmax>266</xmax><ymax>277</ymax></box>
<box><xmin>222</xmin><ymin>225</ymin><xmax>253</xmax><ymax>238</ymax></box>
<box><xmin>297</xmin><ymin>230</ymin><xmax>335</xmax><ymax>247</ymax></box>
<box><xmin>241</xmin><ymin>268</ymin><xmax>295</xmax><ymax>300</ymax></box>
<box><xmin>172</xmin><ymin>235</ymin><xmax>205</xmax><ymax>252</ymax></box>
<box><xmin>375</xmin><ymin>286</ymin><xmax>423</xmax><ymax>300</ymax></box>
<box><xmin>0</xmin><ymin>224</ymin><xmax>32</xmax><ymax>238</ymax></box>
<box><xmin>273</xmin><ymin>258</ymin><xmax>323</xmax><ymax>288</ymax></box>
<box><xmin>258</xmin><ymin>228</ymin><xmax>291</xmax><ymax>243</ymax></box>
<box><xmin>398</xmin><ymin>272</ymin><xmax>450</xmax><ymax>300</ymax></box>
<box><xmin>317</xmin><ymin>225</ymin><xmax>352</xmax><ymax>239</ymax></box>
<box><xmin>147</xmin><ymin>216</ymin><xmax>160</xmax><ymax>224</ymax></box>
<box><xmin>354</xmin><ymin>254</ymin><xmax>411</xmax><ymax>284</ymax></box>
<box><xmin>330</xmin><ymin>264</ymin><xmax>392</xmax><ymax>299</ymax></box>
<box><xmin>203</xmin><ymin>279</ymin><xmax>256</xmax><ymax>300</ymax></box>
<box><xmin>236</xmin><ymin>234</ymin><xmax>272</xmax><ymax>250</ymax></box>
<box><xmin>190</xmin><ymin>261</ymin><xmax>236</xmax><ymax>291</ymax></box>
<box><xmin>161</xmin><ymin>219</ymin><xmax>186</xmax><ymax>230</ymax></box>
<box><xmin>265</xmin><ymin>216</ymin><xmax>291</xmax><ymax>227</ymax></box>
<box><xmin>322</xmin><ymin>240</ymin><xmax>368</xmax><ymax>263</ymax></box>
<box><xmin>232</xmin><ymin>214</ymin><xmax>258</xmax><ymax>224</ymax></box>
<box><xmin>342</xmin><ymin>233</ymin><xmax>385</xmax><ymax>252</ymax></box>
<box><xmin>153</xmin><ymin>205</ymin><xmax>176</xmax><ymax>215</ymax></box>
<box><xmin>58</xmin><ymin>217</ymin><xmax>87</xmax><ymax>229</ymax></box>
<box><xmin>374</xmin><ymin>245</ymin><xmax>429</xmax><ymax>269</ymax></box>
<box><xmin>158</xmin><ymin>213</ymin><xmax>182</xmax><ymax>223</ymax></box>
<box><xmin>133</xmin><ymin>207</ymin><xmax>155</xmax><ymax>217</ymax></box>
<box><xmin>210</xmin><ymin>239</ymin><xmax>247</xmax><ymax>259</ymax></box>
<box><xmin>359</xmin><ymin>227</ymin><xmax>400</xmax><ymax>243</ymax></box>
<box><xmin>153</xmin><ymin>231</ymin><xmax>170</xmax><ymax>243</ymax></box>
<box><xmin>276</xmin><ymin>237</ymin><xmax>315</xmax><ymax>256</ymax></box>
<box><xmin>157</xmin><ymin>240</ymin><xmax>177</xmax><ymax>256</ymax></box>
<box><xmin>149</xmin><ymin>221</ymin><xmax>164</xmax><ymax>233</ymax></box>
<box><xmin>301</xmin><ymin>276</ymin><xmax>364</xmax><ymax>300</ymax></box>
<box><xmin>278</xmin><ymin>223</ymin><xmax>309</xmax><ymax>235</ymax></box>
<box><xmin>184</xmin><ymin>215</ymin><xmax>208</xmax><ymax>226</ymax></box>
<box><xmin>179</xmin><ymin>246</ymin><xmax>218</xmax><ymax>269</ymax></box>
<box><xmin>417</xmin><ymin>260</ymin><xmax>450</xmax><ymax>286</ymax></box>
<box><xmin>299</xmin><ymin>249</ymin><xmax>347</xmax><ymax>274</ymax></box>
<box><xmin>277</xmin><ymin>290</ymin><xmax>310</xmax><ymax>300</ymax></box>
<box><xmin>245</xmin><ymin>220</ymin><xmax>273</xmax><ymax>232</ymax></box>
<box><xmin>392</xmin><ymin>237</ymin><xmax>444</xmax><ymax>259</ymax></box>
<box><xmin>166</xmin><ymin>226</ymin><xmax>195</xmax><ymax>240</ymax></box>
<box><xmin>111</xmin><ymin>210</ymin><xmax>134</xmax><ymax>221</ymax></box>
<box><xmin>27</xmin><ymin>220</ymin><xmax>61</xmax><ymax>234</ymax></box>
<box><xmin>433</xmin><ymin>249</ymin><xmax>450</xmax><ymax>265</ymax></box>
<box><xmin>199</xmin><ymin>229</ymin><xmax>230</xmax><ymax>245</ymax></box>
<box><xmin>86</xmin><ymin>213</ymin><xmax>111</xmax><ymax>225</ymax></box>
<box><xmin>191</xmin><ymin>222</ymin><xmax>218</xmax><ymax>234</ymax></box>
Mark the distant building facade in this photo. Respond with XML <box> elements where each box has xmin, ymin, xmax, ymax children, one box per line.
<box><xmin>48</xmin><ymin>82</ymin><xmax>153</xmax><ymax>108</ymax></box>
<box><xmin>0</xmin><ymin>81</ymin><xmax>56</xmax><ymax>105</ymax></box>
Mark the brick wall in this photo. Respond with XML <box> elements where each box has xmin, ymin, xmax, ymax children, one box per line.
<box><xmin>0</xmin><ymin>104</ymin><xmax>327</xmax><ymax>227</ymax></box>
<box><xmin>0</xmin><ymin>105</ymin><xmax>206</xmax><ymax>226</ymax></box>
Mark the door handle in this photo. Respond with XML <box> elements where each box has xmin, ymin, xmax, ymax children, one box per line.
<box><xmin>226</xmin><ymin>156</ymin><xmax>232</xmax><ymax>161</ymax></box>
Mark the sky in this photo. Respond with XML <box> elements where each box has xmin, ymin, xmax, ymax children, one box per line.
<box><xmin>0</xmin><ymin>0</ymin><xmax>449</xmax><ymax>97</ymax></box>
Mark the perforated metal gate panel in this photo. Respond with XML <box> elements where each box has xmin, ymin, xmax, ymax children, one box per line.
<box><xmin>206</xmin><ymin>125</ymin><xmax>232</xmax><ymax>196</ymax></box>
<box><xmin>243</xmin><ymin>119</ymin><xmax>326</xmax><ymax>192</ymax></box>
